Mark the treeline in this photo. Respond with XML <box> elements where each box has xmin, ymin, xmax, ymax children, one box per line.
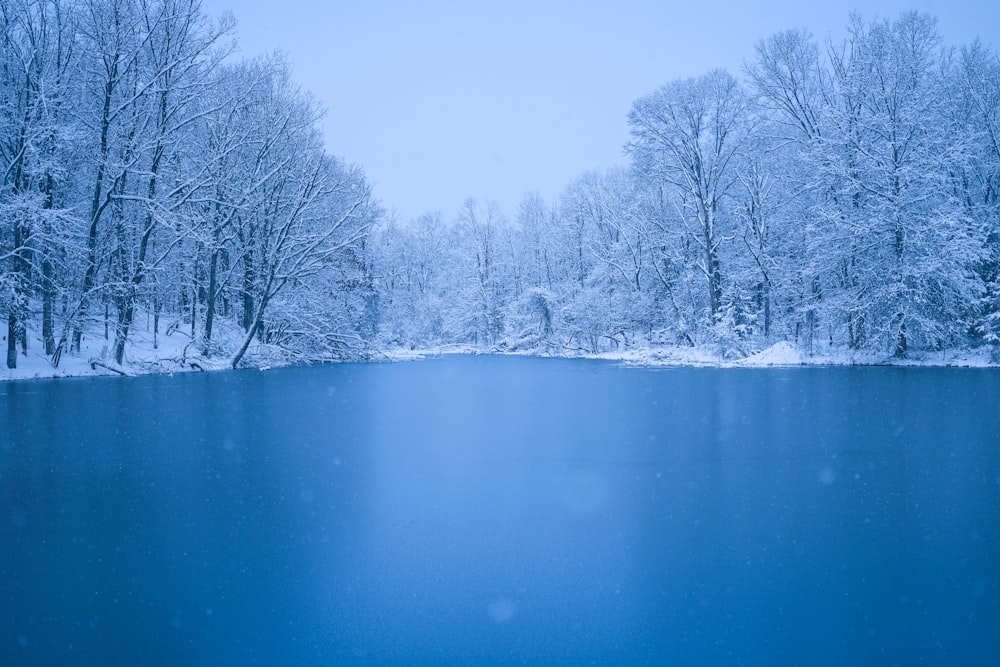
<box><xmin>5</xmin><ymin>7</ymin><xmax>1000</xmax><ymax>371</ymax></box>
<box><xmin>374</xmin><ymin>11</ymin><xmax>1000</xmax><ymax>359</ymax></box>
<box><xmin>1</xmin><ymin>0</ymin><xmax>379</xmax><ymax>371</ymax></box>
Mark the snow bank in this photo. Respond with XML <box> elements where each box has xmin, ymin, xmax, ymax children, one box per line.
<box><xmin>733</xmin><ymin>341</ymin><xmax>805</xmax><ymax>367</ymax></box>
<box><xmin>4</xmin><ymin>328</ymin><xmax>996</xmax><ymax>383</ymax></box>
<box><xmin>0</xmin><ymin>321</ymin><xmax>207</xmax><ymax>382</ymax></box>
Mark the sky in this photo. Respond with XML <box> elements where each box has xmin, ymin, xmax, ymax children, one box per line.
<box><xmin>198</xmin><ymin>0</ymin><xmax>997</xmax><ymax>222</ymax></box>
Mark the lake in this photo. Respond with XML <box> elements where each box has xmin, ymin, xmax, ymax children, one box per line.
<box><xmin>2</xmin><ymin>356</ymin><xmax>998</xmax><ymax>665</ymax></box>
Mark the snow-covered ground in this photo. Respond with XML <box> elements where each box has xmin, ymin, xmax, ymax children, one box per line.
<box><xmin>1</xmin><ymin>316</ymin><xmax>234</xmax><ymax>382</ymax></box>
<box><xmin>382</xmin><ymin>340</ymin><xmax>998</xmax><ymax>369</ymax></box>
<box><xmin>3</xmin><ymin>325</ymin><xmax>996</xmax><ymax>383</ymax></box>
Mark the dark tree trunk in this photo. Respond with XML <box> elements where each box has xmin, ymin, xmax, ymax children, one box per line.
<box><xmin>203</xmin><ymin>247</ymin><xmax>219</xmax><ymax>354</ymax></box>
<box><xmin>6</xmin><ymin>313</ymin><xmax>16</xmax><ymax>370</ymax></box>
<box><xmin>7</xmin><ymin>217</ymin><xmax>30</xmax><ymax>369</ymax></box>
<box><xmin>242</xmin><ymin>251</ymin><xmax>255</xmax><ymax>332</ymax></box>
<box><xmin>153</xmin><ymin>298</ymin><xmax>160</xmax><ymax>350</ymax></box>
<box><xmin>73</xmin><ymin>66</ymin><xmax>116</xmax><ymax>355</ymax></box>
<box><xmin>41</xmin><ymin>175</ymin><xmax>56</xmax><ymax>355</ymax></box>
<box><xmin>763</xmin><ymin>287</ymin><xmax>771</xmax><ymax>340</ymax></box>
<box><xmin>894</xmin><ymin>316</ymin><xmax>907</xmax><ymax>359</ymax></box>
<box><xmin>42</xmin><ymin>257</ymin><xmax>55</xmax><ymax>355</ymax></box>
<box><xmin>190</xmin><ymin>283</ymin><xmax>196</xmax><ymax>339</ymax></box>
<box><xmin>113</xmin><ymin>290</ymin><xmax>136</xmax><ymax>365</ymax></box>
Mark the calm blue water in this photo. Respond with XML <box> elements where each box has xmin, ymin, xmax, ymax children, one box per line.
<box><xmin>1</xmin><ymin>357</ymin><xmax>998</xmax><ymax>665</ymax></box>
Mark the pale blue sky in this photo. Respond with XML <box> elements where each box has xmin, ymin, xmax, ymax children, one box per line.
<box><xmin>199</xmin><ymin>1</ymin><xmax>997</xmax><ymax>222</ymax></box>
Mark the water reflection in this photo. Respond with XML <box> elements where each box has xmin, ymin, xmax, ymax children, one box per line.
<box><xmin>1</xmin><ymin>360</ymin><xmax>998</xmax><ymax>664</ymax></box>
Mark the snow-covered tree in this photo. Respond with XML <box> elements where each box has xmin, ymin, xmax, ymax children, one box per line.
<box><xmin>627</xmin><ymin>70</ymin><xmax>754</xmax><ymax>329</ymax></box>
<box><xmin>1</xmin><ymin>0</ymin><xmax>79</xmax><ymax>368</ymax></box>
<box><xmin>955</xmin><ymin>42</ymin><xmax>1000</xmax><ymax>353</ymax></box>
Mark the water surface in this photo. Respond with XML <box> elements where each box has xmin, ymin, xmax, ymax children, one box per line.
<box><xmin>2</xmin><ymin>357</ymin><xmax>998</xmax><ymax>664</ymax></box>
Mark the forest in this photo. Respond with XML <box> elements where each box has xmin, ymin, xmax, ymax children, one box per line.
<box><xmin>3</xmin><ymin>1</ymin><xmax>999</xmax><ymax>371</ymax></box>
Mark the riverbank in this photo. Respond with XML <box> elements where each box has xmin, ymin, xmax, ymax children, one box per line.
<box><xmin>0</xmin><ymin>319</ymin><xmax>231</xmax><ymax>381</ymax></box>
<box><xmin>3</xmin><ymin>324</ymin><xmax>996</xmax><ymax>382</ymax></box>
<box><xmin>387</xmin><ymin>340</ymin><xmax>997</xmax><ymax>369</ymax></box>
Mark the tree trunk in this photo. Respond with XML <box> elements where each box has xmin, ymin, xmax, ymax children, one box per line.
<box><xmin>153</xmin><ymin>298</ymin><xmax>160</xmax><ymax>350</ymax></box>
<box><xmin>231</xmin><ymin>295</ymin><xmax>269</xmax><ymax>369</ymax></box>
<box><xmin>73</xmin><ymin>67</ymin><xmax>116</xmax><ymax>355</ymax></box>
<box><xmin>763</xmin><ymin>285</ymin><xmax>771</xmax><ymax>340</ymax></box>
<box><xmin>203</xmin><ymin>247</ymin><xmax>219</xmax><ymax>354</ymax></box>
<box><xmin>190</xmin><ymin>277</ymin><xmax>197</xmax><ymax>339</ymax></box>
<box><xmin>42</xmin><ymin>257</ymin><xmax>55</xmax><ymax>355</ymax></box>
<box><xmin>6</xmin><ymin>313</ymin><xmax>16</xmax><ymax>370</ymax></box>
<box><xmin>41</xmin><ymin>174</ymin><xmax>56</xmax><ymax>356</ymax></box>
<box><xmin>705</xmin><ymin>238</ymin><xmax>721</xmax><ymax>322</ymax></box>
<box><xmin>113</xmin><ymin>288</ymin><xmax>136</xmax><ymax>365</ymax></box>
<box><xmin>894</xmin><ymin>316</ymin><xmax>907</xmax><ymax>358</ymax></box>
<box><xmin>242</xmin><ymin>251</ymin><xmax>255</xmax><ymax>332</ymax></box>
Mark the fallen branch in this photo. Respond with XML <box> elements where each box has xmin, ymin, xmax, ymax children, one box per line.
<box><xmin>165</xmin><ymin>321</ymin><xmax>193</xmax><ymax>338</ymax></box>
<box><xmin>89</xmin><ymin>359</ymin><xmax>135</xmax><ymax>377</ymax></box>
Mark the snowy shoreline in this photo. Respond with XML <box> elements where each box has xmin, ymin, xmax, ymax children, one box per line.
<box><xmin>386</xmin><ymin>340</ymin><xmax>998</xmax><ymax>368</ymax></box>
<box><xmin>3</xmin><ymin>338</ymin><xmax>996</xmax><ymax>383</ymax></box>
